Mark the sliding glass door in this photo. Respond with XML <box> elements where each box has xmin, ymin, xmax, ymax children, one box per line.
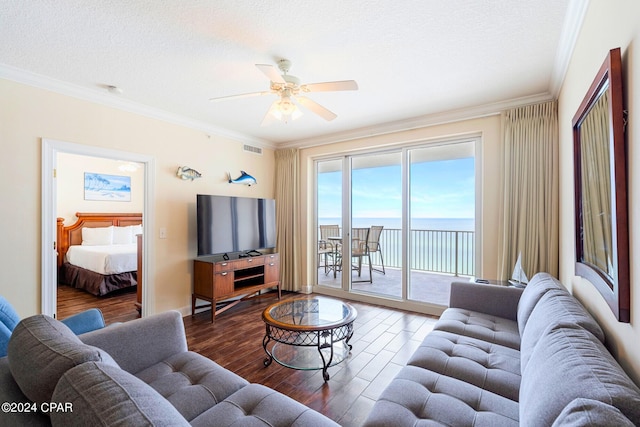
<box><xmin>408</xmin><ymin>142</ymin><xmax>476</xmax><ymax>305</ymax></box>
<box><xmin>350</xmin><ymin>152</ymin><xmax>402</xmax><ymax>297</ymax></box>
<box><xmin>315</xmin><ymin>139</ymin><xmax>476</xmax><ymax>307</ymax></box>
<box><xmin>316</xmin><ymin>159</ymin><xmax>342</xmax><ymax>288</ymax></box>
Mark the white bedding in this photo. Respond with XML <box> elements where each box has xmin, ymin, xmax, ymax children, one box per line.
<box><xmin>65</xmin><ymin>244</ymin><xmax>137</xmax><ymax>275</ymax></box>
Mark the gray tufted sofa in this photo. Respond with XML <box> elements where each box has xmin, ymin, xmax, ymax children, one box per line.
<box><xmin>0</xmin><ymin>310</ymin><xmax>339</xmax><ymax>426</ymax></box>
<box><xmin>363</xmin><ymin>273</ymin><xmax>640</xmax><ymax>426</ymax></box>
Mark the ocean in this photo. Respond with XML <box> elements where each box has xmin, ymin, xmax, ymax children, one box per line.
<box><xmin>319</xmin><ymin>217</ymin><xmax>474</xmax><ymax>232</ymax></box>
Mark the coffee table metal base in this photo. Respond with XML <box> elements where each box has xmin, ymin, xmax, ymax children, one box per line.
<box><xmin>262</xmin><ymin>297</ymin><xmax>356</xmax><ymax>382</ymax></box>
<box><xmin>263</xmin><ymin>325</ymin><xmax>353</xmax><ymax>381</ymax></box>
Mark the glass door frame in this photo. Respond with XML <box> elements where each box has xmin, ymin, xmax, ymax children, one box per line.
<box><xmin>313</xmin><ymin>136</ymin><xmax>482</xmax><ymax>311</ymax></box>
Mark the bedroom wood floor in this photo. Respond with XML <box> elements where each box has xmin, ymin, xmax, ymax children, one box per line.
<box><xmin>57</xmin><ymin>284</ymin><xmax>140</xmax><ymax>323</ymax></box>
<box><xmin>57</xmin><ymin>287</ymin><xmax>438</xmax><ymax>426</ymax></box>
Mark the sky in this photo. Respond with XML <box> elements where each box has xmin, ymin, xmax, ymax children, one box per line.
<box><xmin>318</xmin><ymin>157</ymin><xmax>475</xmax><ymax>219</ymax></box>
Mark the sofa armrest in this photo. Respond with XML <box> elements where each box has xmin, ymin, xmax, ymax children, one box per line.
<box><xmin>449</xmin><ymin>282</ymin><xmax>523</xmax><ymax>321</ymax></box>
<box><xmin>78</xmin><ymin>311</ymin><xmax>188</xmax><ymax>374</ymax></box>
<box><xmin>60</xmin><ymin>308</ymin><xmax>106</xmax><ymax>335</ymax></box>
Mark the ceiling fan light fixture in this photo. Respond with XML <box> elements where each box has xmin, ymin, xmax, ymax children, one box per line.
<box><xmin>277</xmin><ymin>95</ymin><xmax>296</xmax><ymax>115</ymax></box>
<box><xmin>270</xmin><ymin>93</ymin><xmax>302</xmax><ymax>121</ymax></box>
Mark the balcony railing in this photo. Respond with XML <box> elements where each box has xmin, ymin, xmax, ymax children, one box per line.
<box><xmin>322</xmin><ymin>227</ymin><xmax>475</xmax><ymax>277</ymax></box>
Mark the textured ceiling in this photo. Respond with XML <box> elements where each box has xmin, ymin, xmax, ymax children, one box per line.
<box><xmin>0</xmin><ymin>0</ymin><xmax>577</xmax><ymax>146</ymax></box>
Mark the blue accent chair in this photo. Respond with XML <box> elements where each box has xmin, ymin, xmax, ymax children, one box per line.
<box><xmin>0</xmin><ymin>296</ymin><xmax>105</xmax><ymax>357</ymax></box>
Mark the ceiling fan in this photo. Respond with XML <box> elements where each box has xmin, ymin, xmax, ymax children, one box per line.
<box><xmin>209</xmin><ymin>59</ymin><xmax>358</xmax><ymax>125</ymax></box>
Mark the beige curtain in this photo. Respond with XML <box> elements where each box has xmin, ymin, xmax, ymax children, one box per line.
<box><xmin>579</xmin><ymin>91</ymin><xmax>612</xmax><ymax>275</ymax></box>
<box><xmin>498</xmin><ymin>101</ymin><xmax>559</xmax><ymax>280</ymax></box>
<box><xmin>274</xmin><ymin>148</ymin><xmax>301</xmax><ymax>291</ymax></box>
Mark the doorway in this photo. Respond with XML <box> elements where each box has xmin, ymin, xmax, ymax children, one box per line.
<box><xmin>41</xmin><ymin>139</ymin><xmax>155</xmax><ymax>319</ymax></box>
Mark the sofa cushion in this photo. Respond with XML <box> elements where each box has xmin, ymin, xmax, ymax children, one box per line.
<box><xmin>0</xmin><ymin>296</ymin><xmax>20</xmax><ymax>332</ymax></box>
<box><xmin>7</xmin><ymin>314</ymin><xmax>118</xmax><ymax>405</ymax></box>
<box><xmin>191</xmin><ymin>383</ymin><xmax>340</xmax><ymax>427</ymax></box>
<box><xmin>0</xmin><ymin>296</ymin><xmax>21</xmax><ymax>358</ymax></box>
<box><xmin>434</xmin><ymin>308</ymin><xmax>520</xmax><ymax>350</ymax></box>
<box><xmin>520</xmin><ymin>289</ymin><xmax>605</xmax><ymax>371</ymax></box>
<box><xmin>520</xmin><ymin>325</ymin><xmax>640</xmax><ymax>426</ymax></box>
<box><xmin>135</xmin><ymin>351</ymin><xmax>249</xmax><ymax>422</ymax></box>
<box><xmin>51</xmin><ymin>361</ymin><xmax>189</xmax><ymax>427</ymax></box>
<box><xmin>517</xmin><ymin>272</ymin><xmax>567</xmax><ymax>336</ymax></box>
<box><xmin>363</xmin><ymin>365</ymin><xmax>519</xmax><ymax>427</ymax></box>
<box><xmin>0</xmin><ymin>357</ymin><xmax>50</xmax><ymax>426</ymax></box>
<box><xmin>407</xmin><ymin>330</ymin><xmax>521</xmax><ymax>401</ymax></box>
<box><xmin>551</xmin><ymin>398</ymin><xmax>636</xmax><ymax>427</ymax></box>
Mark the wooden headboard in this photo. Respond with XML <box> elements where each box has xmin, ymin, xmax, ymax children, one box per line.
<box><xmin>56</xmin><ymin>212</ymin><xmax>143</xmax><ymax>267</ymax></box>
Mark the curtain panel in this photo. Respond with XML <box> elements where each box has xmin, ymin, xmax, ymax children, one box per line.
<box><xmin>274</xmin><ymin>148</ymin><xmax>301</xmax><ymax>291</ymax></box>
<box><xmin>579</xmin><ymin>91</ymin><xmax>613</xmax><ymax>275</ymax></box>
<box><xmin>498</xmin><ymin>101</ymin><xmax>559</xmax><ymax>280</ymax></box>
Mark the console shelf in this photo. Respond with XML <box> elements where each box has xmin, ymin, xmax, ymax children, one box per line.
<box><xmin>192</xmin><ymin>253</ymin><xmax>280</xmax><ymax>322</ymax></box>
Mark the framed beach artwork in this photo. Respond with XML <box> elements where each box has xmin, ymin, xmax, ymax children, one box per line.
<box><xmin>84</xmin><ymin>172</ymin><xmax>131</xmax><ymax>202</ymax></box>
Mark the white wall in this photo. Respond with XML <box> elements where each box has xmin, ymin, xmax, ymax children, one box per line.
<box><xmin>57</xmin><ymin>153</ymin><xmax>144</xmax><ymax>225</ymax></box>
<box><xmin>0</xmin><ymin>79</ymin><xmax>275</xmax><ymax>317</ymax></box>
<box><xmin>558</xmin><ymin>0</ymin><xmax>640</xmax><ymax>383</ymax></box>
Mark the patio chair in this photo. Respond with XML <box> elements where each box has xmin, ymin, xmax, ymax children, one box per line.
<box><xmin>368</xmin><ymin>225</ymin><xmax>386</xmax><ymax>274</ymax></box>
<box><xmin>318</xmin><ymin>224</ymin><xmax>340</xmax><ymax>275</ymax></box>
<box><xmin>350</xmin><ymin>227</ymin><xmax>372</xmax><ymax>283</ymax></box>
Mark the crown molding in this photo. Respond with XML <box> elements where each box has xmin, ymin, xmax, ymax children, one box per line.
<box><xmin>0</xmin><ymin>63</ymin><xmax>273</xmax><ymax>148</ymax></box>
<box><xmin>549</xmin><ymin>0</ymin><xmax>589</xmax><ymax>97</ymax></box>
<box><xmin>280</xmin><ymin>92</ymin><xmax>555</xmax><ymax>149</ymax></box>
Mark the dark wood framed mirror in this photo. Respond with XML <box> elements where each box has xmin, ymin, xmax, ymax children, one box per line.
<box><xmin>572</xmin><ymin>47</ymin><xmax>629</xmax><ymax>322</ymax></box>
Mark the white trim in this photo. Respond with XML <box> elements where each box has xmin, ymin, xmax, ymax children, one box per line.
<box><xmin>2</xmin><ymin>63</ymin><xmax>558</xmax><ymax>151</ymax></box>
<box><xmin>549</xmin><ymin>0</ymin><xmax>589</xmax><ymax>97</ymax></box>
<box><xmin>282</xmin><ymin>93</ymin><xmax>554</xmax><ymax>149</ymax></box>
<box><xmin>312</xmin><ymin>286</ymin><xmax>446</xmax><ymax>318</ymax></box>
<box><xmin>41</xmin><ymin>141</ymin><xmax>57</xmax><ymax>317</ymax></box>
<box><xmin>0</xmin><ymin>64</ymin><xmax>271</xmax><ymax>148</ymax></box>
<box><xmin>41</xmin><ymin>139</ymin><xmax>156</xmax><ymax>318</ymax></box>
<box><xmin>474</xmin><ymin>136</ymin><xmax>484</xmax><ymax>278</ymax></box>
<box><xmin>3</xmin><ymin>62</ymin><xmax>562</xmax><ymax>151</ymax></box>
<box><xmin>401</xmin><ymin>147</ymin><xmax>410</xmax><ymax>301</ymax></box>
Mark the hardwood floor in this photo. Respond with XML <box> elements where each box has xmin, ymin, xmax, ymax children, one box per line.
<box><xmin>57</xmin><ymin>284</ymin><xmax>140</xmax><ymax>324</ymax></box>
<box><xmin>58</xmin><ymin>287</ymin><xmax>438</xmax><ymax>426</ymax></box>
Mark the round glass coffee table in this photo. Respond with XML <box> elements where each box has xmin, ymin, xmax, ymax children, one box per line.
<box><xmin>262</xmin><ymin>296</ymin><xmax>357</xmax><ymax>381</ymax></box>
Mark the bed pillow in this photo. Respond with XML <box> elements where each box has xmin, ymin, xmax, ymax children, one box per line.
<box><xmin>82</xmin><ymin>226</ymin><xmax>113</xmax><ymax>246</ymax></box>
<box><xmin>131</xmin><ymin>224</ymin><xmax>143</xmax><ymax>237</ymax></box>
<box><xmin>112</xmin><ymin>226</ymin><xmax>133</xmax><ymax>244</ymax></box>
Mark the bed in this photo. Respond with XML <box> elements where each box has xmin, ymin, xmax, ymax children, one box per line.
<box><xmin>57</xmin><ymin>212</ymin><xmax>143</xmax><ymax>296</ymax></box>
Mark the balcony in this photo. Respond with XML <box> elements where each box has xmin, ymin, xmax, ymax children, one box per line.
<box><xmin>317</xmin><ymin>228</ymin><xmax>474</xmax><ymax>306</ymax></box>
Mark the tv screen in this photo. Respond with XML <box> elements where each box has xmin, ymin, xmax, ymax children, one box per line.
<box><xmin>197</xmin><ymin>195</ymin><xmax>276</xmax><ymax>257</ymax></box>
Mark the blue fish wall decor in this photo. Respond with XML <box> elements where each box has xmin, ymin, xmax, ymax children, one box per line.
<box><xmin>228</xmin><ymin>171</ymin><xmax>257</xmax><ymax>186</ymax></box>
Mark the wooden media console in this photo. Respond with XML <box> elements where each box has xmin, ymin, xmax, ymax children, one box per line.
<box><xmin>192</xmin><ymin>253</ymin><xmax>280</xmax><ymax>322</ymax></box>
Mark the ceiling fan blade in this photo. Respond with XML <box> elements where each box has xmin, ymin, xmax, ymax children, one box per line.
<box><xmin>296</xmin><ymin>96</ymin><xmax>337</xmax><ymax>121</ymax></box>
<box><xmin>301</xmin><ymin>80</ymin><xmax>358</xmax><ymax>93</ymax></box>
<box><xmin>255</xmin><ymin>64</ymin><xmax>286</xmax><ymax>84</ymax></box>
<box><xmin>209</xmin><ymin>91</ymin><xmax>272</xmax><ymax>102</ymax></box>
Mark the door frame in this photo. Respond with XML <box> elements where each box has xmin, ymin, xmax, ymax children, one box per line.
<box><xmin>312</xmin><ymin>135</ymin><xmax>481</xmax><ymax>314</ymax></box>
<box><xmin>41</xmin><ymin>138</ymin><xmax>156</xmax><ymax>318</ymax></box>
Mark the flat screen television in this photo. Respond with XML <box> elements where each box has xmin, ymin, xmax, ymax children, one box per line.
<box><xmin>197</xmin><ymin>194</ymin><xmax>276</xmax><ymax>257</ymax></box>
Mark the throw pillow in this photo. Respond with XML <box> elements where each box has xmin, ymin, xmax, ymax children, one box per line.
<box><xmin>7</xmin><ymin>315</ymin><xmax>118</xmax><ymax>405</ymax></box>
